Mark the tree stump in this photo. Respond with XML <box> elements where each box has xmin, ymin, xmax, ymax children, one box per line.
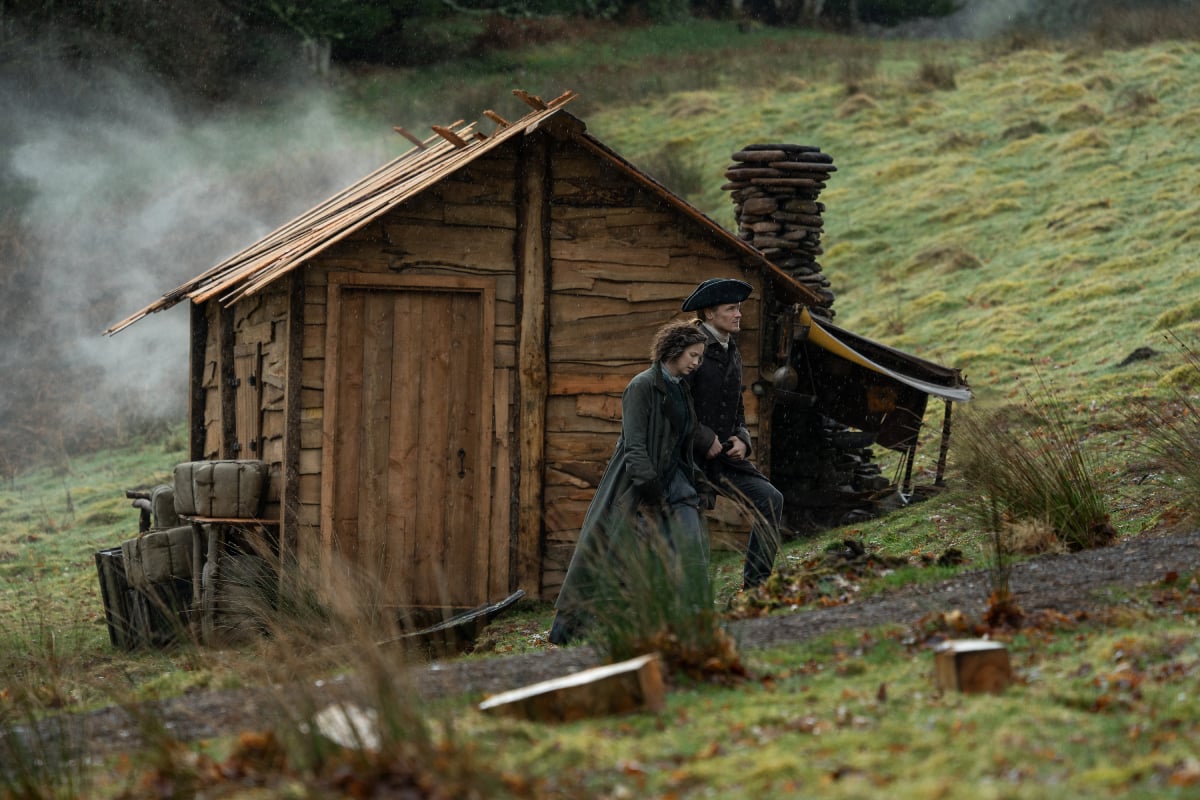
<box><xmin>934</xmin><ymin>639</ymin><xmax>1013</xmax><ymax>694</ymax></box>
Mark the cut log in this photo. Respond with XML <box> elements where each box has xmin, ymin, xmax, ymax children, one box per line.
<box><xmin>934</xmin><ymin>639</ymin><xmax>1013</xmax><ymax>694</ymax></box>
<box><xmin>478</xmin><ymin>653</ymin><xmax>665</xmax><ymax>722</ymax></box>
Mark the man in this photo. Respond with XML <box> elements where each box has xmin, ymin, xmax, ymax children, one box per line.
<box><xmin>681</xmin><ymin>277</ymin><xmax>784</xmax><ymax>590</ymax></box>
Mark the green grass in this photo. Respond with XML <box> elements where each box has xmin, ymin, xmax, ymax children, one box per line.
<box><xmin>473</xmin><ymin>588</ymin><xmax>1200</xmax><ymax>799</ymax></box>
<box><xmin>5</xmin><ymin>26</ymin><xmax>1200</xmax><ymax>799</ymax></box>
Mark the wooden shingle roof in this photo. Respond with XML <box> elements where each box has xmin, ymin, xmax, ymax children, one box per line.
<box><xmin>107</xmin><ymin>89</ymin><xmax>821</xmax><ymax>334</ymax></box>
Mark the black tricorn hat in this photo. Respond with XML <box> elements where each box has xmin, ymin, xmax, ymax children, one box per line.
<box><xmin>681</xmin><ymin>278</ymin><xmax>753</xmax><ymax>312</ymax></box>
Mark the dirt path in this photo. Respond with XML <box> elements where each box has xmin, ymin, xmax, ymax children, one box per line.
<box><xmin>64</xmin><ymin>526</ymin><xmax>1200</xmax><ymax>756</ymax></box>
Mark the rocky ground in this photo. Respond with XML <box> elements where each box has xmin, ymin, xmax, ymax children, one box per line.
<box><xmin>67</xmin><ymin>525</ymin><xmax>1199</xmax><ymax>758</ymax></box>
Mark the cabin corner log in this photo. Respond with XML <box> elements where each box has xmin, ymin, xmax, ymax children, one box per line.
<box><xmin>189</xmin><ymin>302</ymin><xmax>209</xmax><ymax>462</ymax></box>
<box><xmin>515</xmin><ymin>132</ymin><xmax>551</xmax><ymax>596</ymax></box>
<box><xmin>280</xmin><ymin>270</ymin><xmax>305</xmax><ymax>575</ymax></box>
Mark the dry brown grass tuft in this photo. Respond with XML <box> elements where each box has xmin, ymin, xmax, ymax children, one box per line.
<box><xmin>914</xmin><ymin>60</ymin><xmax>957</xmax><ymax>91</ymax></box>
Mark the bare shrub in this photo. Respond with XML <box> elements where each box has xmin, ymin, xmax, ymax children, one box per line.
<box><xmin>581</xmin><ymin>519</ymin><xmax>745</xmax><ymax>682</ymax></box>
<box><xmin>914</xmin><ymin>60</ymin><xmax>957</xmax><ymax>91</ymax></box>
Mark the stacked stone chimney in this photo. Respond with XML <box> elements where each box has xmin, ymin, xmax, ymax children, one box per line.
<box><xmin>723</xmin><ymin>144</ymin><xmax>836</xmax><ymax>318</ymax></box>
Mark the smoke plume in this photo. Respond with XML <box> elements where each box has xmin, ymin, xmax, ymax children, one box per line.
<box><xmin>0</xmin><ymin>47</ymin><xmax>395</xmax><ymax>464</ymax></box>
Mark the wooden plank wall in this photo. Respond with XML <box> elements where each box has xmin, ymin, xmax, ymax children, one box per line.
<box><xmin>232</xmin><ymin>289</ymin><xmax>289</xmax><ymax>519</ymax></box>
<box><xmin>541</xmin><ymin>141</ymin><xmax>766</xmax><ymax>597</ymax></box>
<box><xmin>200</xmin><ymin>303</ymin><xmax>222</xmax><ymax>460</ymax></box>
<box><xmin>195</xmin><ymin>287</ymin><xmax>289</xmax><ymax>521</ymax></box>
<box><xmin>291</xmin><ymin>149</ymin><xmax>520</xmax><ymax>600</ymax></box>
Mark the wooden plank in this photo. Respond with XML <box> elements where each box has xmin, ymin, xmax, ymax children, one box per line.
<box><xmin>471</xmin><ymin>287</ymin><xmax>497</xmax><ymax>603</ymax></box>
<box><xmin>515</xmin><ymin>133</ymin><xmax>550</xmax><ymax>596</ymax></box>
<box><xmin>548</xmin><ymin>308</ymin><xmax>672</xmax><ymax>360</ymax></box>
<box><xmin>301</xmin><ymin>358</ymin><xmax>324</xmax><ymax>389</ymax></box>
<box><xmin>545</xmin><ymin>431</ymin><xmax>620</xmax><ymax>463</ymax></box>
<box><xmin>552</xmin><ymin>206</ymin><xmax>676</xmax><ymax>226</ymax></box>
<box><xmin>547</xmin><ymin>461</ymin><xmax>604</xmax><ymax>489</ymax></box>
<box><xmin>546</xmin><ymin>396</ymin><xmax>622</xmax><ymax>434</ymax></box>
<box><xmin>299</xmin><ymin>474</ymin><xmax>321</xmax><ymax>506</ymax></box>
<box><xmin>382</xmin><ymin>224</ymin><xmax>515</xmax><ymax>271</ymax></box>
<box><xmin>548</xmin><ymin>369</ymin><xmax>636</xmax><ymax>396</ymax></box>
<box><xmin>444</xmin><ymin>291</ymin><xmax>484</xmax><ymax>602</ymax></box>
<box><xmin>550</xmin><ymin>239</ymin><xmax>671</xmax><ymax>267</ymax></box>
<box><xmin>324</xmin><ymin>285</ymin><xmax>364</xmax><ymax>572</ymax></box>
<box><xmin>444</xmin><ymin>202</ymin><xmax>517</xmax><ymax>228</ymax></box>
<box><xmin>575</xmin><ymin>394</ymin><xmax>622</xmax><ymax>422</ymax></box>
<box><xmin>495</xmin><ymin>344</ymin><xmax>516</xmax><ymax>369</ymax></box>
<box><xmin>189</xmin><ymin>302</ymin><xmax>209</xmax><ymax>461</ymax></box>
<box><xmin>549</xmin><ymin>293</ymin><xmax>677</xmax><ymax>325</ymax></box>
<box><xmin>479</xmin><ymin>653</ymin><xmax>665</xmax><ymax>722</ymax></box>
<box><xmin>550</xmin><ymin>259</ymin><xmax>676</xmax><ymax>289</ymax></box>
<box><xmin>261</xmin><ymin>407</ymin><xmax>284</xmax><ymax>439</ymax></box>
<box><xmin>259</xmin><ymin>435</ymin><xmax>283</xmax><ymax>464</ymax></box>
<box><xmin>358</xmin><ymin>291</ymin><xmax>394</xmax><ymax>588</ymax></box>
<box><xmin>385</xmin><ymin>289</ymin><xmax>421</xmax><ymax>608</ymax></box>
<box><xmin>438</xmin><ymin>178</ymin><xmax>517</xmax><ymax>205</ymax></box>
<box><xmin>302</xmin><ymin>324</ymin><xmax>324</xmax><ymax>359</ymax></box>
<box><xmin>234</xmin><ymin>345</ymin><xmax>261</xmax><ymax>458</ymax></box>
<box><xmin>414</xmin><ymin>291</ymin><xmax>452</xmax><ymax>603</ymax></box>
<box><xmin>219</xmin><ymin>306</ymin><xmax>236</xmax><ymax>458</ymax></box>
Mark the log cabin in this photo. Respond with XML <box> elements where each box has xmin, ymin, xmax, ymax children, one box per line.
<box><xmin>108</xmin><ymin>89</ymin><xmax>969</xmax><ymax>615</ymax></box>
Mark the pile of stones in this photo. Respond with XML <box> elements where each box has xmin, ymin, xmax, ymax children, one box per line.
<box><xmin>723</xmin><ymin>144</ymin><xmax>837</xmax><ymax>318</ymax></box>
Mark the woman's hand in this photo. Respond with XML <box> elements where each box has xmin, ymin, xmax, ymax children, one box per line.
<box><xmin>705</xmin><ymin>436</ymin><xmax>724</xmax><ymax>459</ymax></box>
<box><xmin>724</xmin><ymin>437</ymin><xmax>748</xmax><ymax>461</ymax></box>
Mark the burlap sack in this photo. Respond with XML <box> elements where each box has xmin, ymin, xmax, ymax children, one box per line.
<box><xmin>151</xmin><ymin>484</ymin><xmax>179</xmax><ymax>529</ymax></box>
<box><xmin>173</xmin><ymin>460</ymin><xmax>268</xmax><ymax>518</ymax></box>
<box><xmin>122</xmin><ymin>525</ymin><xmax>195</xmax><ymax>591</ymax></box>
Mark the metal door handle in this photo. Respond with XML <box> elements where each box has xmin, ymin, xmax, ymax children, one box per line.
<box><xmin>457</xmin><ymin>448</ymin><xmax>466</xmax><ymax>478</ymax></box>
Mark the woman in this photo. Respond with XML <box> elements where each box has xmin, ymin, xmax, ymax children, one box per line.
<box><xmin>548</xmin><ymin>319</ymin><xmax>711</xmax><ymax>646</ymax></box>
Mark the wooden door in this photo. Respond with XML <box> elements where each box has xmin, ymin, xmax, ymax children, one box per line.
<box><xmin>322</xmin><ymin>274</ymin><xmax>495</xmax><ymax>609</ymax></box>
<box><xmin>233</xmin><ymin>344</ymin><xmax>262</xmax><ymax>459</ymax></box>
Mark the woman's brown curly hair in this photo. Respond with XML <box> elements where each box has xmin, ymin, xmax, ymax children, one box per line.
<box><xmin>650</xmin><ymin>319</ymin><xmax>707</xmax><ymax>364</ymax></box>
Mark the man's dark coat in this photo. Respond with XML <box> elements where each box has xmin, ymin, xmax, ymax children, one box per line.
<box><xmin>686</xmin><ymin>323</ymin><xmax>769</xmax><ymax>483</ymax></box>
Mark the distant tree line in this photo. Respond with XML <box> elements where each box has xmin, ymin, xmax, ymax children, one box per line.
<box><xmin>1</xmin><ymin>0</ymin><xmax>964</xmax><ymax>100</ymax></box>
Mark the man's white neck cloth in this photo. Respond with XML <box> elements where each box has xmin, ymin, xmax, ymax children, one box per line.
<box><xmin>702</xmin><ymin>321</ymin><xmax>730</xmax><ymax>349</ymax></box>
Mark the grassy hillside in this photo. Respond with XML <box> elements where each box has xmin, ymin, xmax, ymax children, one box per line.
<box><xmin>584</xmin><ymin>36</ymin><xmax>1200</xmax><ymax>392</ymax></box>
<box><xmin>4</xmin><ymin>25</ymin><xmax>1200</xmax><ymax>798</ymax></box>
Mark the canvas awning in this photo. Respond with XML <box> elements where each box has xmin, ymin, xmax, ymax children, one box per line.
<box><xmin>800</xmin><ymin>307</ymin><xmax>972</xmax><ymax>403</ymax></box>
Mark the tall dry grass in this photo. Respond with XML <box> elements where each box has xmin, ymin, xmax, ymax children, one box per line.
<box><xmin>1133</xmin><ymin>333</ymin><xmax>1200</xmax><ymax>522</ymax></box>
<box><xmin>953</xmin><ymin>378</ymin><xmax>1116</xmax><ymax>553</ymax></box>
<box><xmin>579</xmin><ymin>518</ymin><xmax>745</xmax><ymax>681</ymax></box>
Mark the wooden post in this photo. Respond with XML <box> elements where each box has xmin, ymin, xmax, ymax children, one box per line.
<box><xmin>514</xmin><ymin>132</ymin><xmax>551</xmax><ymax>597</ymax></box>
<box><xmin>902</xmin><ymin>443</ymin><xmax>916</xmax><ymax>497</ymax></box>
<box><xmin>189</xmin><ymin>302</ymin><xmax>209</xmax><ymax>462</ymax></box>
<box><xmin>280</xmin><ymin>271</ymin><xmax>305</xmax><ymax>577</ymax></box>
<box><xmin>935</xmin><ymin>400</ymin><xmax>953</xmax><ymax>487</ymax></box>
